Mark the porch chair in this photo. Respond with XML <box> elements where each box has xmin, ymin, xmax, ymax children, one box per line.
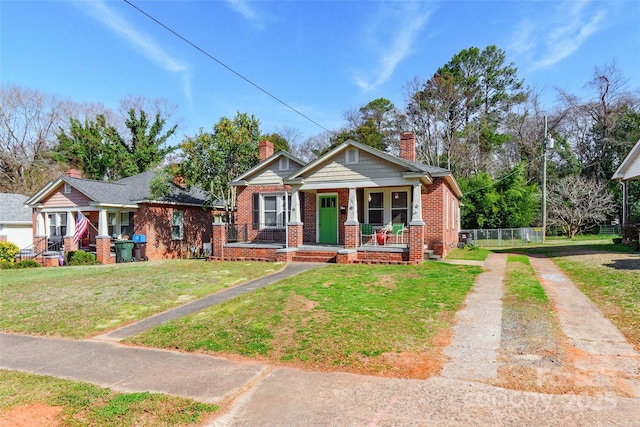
<box><xmin>360</xmin><ymin>223</ymin><xmax>376</xmax><ymax>246</ymax></box>
<box><xmin>391</xmin><ymin>223</ymin><xmax>405</xmax><ymax>244</ymax></box>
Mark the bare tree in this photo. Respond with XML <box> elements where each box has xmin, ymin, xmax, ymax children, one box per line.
<box><xmin>0</xmin><ymin>85</ymin><xmax>73</xmax><ymax>194</ymax></box>
<box><xmin>547</xmin><ymin>175</ymin><xmax>616</xmax><ymax>238</ymax></box>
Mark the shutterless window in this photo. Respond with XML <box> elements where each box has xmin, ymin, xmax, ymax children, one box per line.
<box><xmin>279</xmin><ymin>157</ymin><xmax>289</xmax><ymax>171</ymax></box>
<box><xmin>120</xmin><ymin>212</ymin><xmax>133</xmax><ymax>237</ymax></box>
<box><xmin>367</xmin><ymin>192</ymin><xmax>384</xmax><ymax>225</ymax></box>
<box><xmin>345</xmin><ymin>148</ymin><xmax>359</xmax><ymax>164</ymax></box>
<box><xmin>391</xmin><ymin>191</ymin><xmax>408</xmax><ymax>226</ymax></box>
<box><xmin>172</xmin><ymin>211</ymin><xmax>184</xmax><ymax>240</ymax></box>
<box><xmin>108</xmin><ymin>212</ymin><xmax>117</xmax><ymax>237</ymax></box>
<box><xmin>48</xmin><ymin>213</ymin><xmax>67</xmax><ymax>236</ymax></box>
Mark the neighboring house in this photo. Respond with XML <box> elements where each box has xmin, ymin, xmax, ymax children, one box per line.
<box><xmin>0</xmin><ymin>193</ymin><xmax>33</xmax><ymax>249</ymax></box>
<box><xmin>612</xmin><ymin>138</ymin><xmax>640</xmax><ymax>225</ymax></box>
<box><xmin>211</xmin><ymin>133</ymin><xmax>461</xmax><ymax>264</ymax></box>
<box><xmin>25</xmin><ymin>170</ymin><xmax>220</xmax><ymax>265</ymax></box>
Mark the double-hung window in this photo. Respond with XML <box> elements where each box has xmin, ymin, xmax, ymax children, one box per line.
<box><xmin>172</xmin><ymin>211</ymin><xmax>184</xmax><ymax>240</ymax></box>
<box><xmin>108</xmin><ymin>211</ymin><xmax>134</xmax><ymax>238</ymax></box>
<box><xmin>253</xmin><ymin>193</ymin><xmax>291</xmax><ymax>229</ymax></box>
<box><xmin>365</xmin><ymin>189</ymin><xmax>410</xmax><ymax>226</ymax></box>
<box><xmin>48</xmin><ymin>213</ymin><xmax>67</xmax><ymax>236</ymax></box>
<box><xmin>391</xmin><ymin>191</ymin><xmax>408</xmax><ymax>226</ymax></box>
<box><xmin>367</xmin><ymin>192</ymin><xmax>384</xmax><ymax>225</ymax></box>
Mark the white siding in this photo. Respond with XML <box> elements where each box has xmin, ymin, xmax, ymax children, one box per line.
<box><xmin>304</xmin><ymin>150</ymin><xmax>405</xmax><ymax>183</ymax></box>
<box><xmin>625</xmin><ymin>155</ymin><xmax>640</xmax><ymax>180</ymax></box>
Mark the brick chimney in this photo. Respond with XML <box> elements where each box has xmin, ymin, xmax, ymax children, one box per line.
<box><xmin>259</xmin><ymin>140</ymin><xmax>274</xmax><ymax>161</ymax></box>
<box><xmin>66</xmin><ymin>168</ymin><xmax>83</xmax><ymax>178</ymax></box>
<box><xmin>400</xmin><ymin>132</ymin><xmax>416</xmax><ymax>162</ymax></box>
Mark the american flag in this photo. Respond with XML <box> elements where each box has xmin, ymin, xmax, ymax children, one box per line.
<box><xmin>73</xmin><ymin>213</ymin><xmax>89</xmax><ymax>244</ymax></box>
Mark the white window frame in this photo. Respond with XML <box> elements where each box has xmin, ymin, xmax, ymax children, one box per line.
<box><xmin>260</xmin><ymin>193</ymin><xmax>290</xmax><ymax>229</ymax></box>
<box><xmin>63</xmin><ymin>183</ymin><xmax>71</xmax><ymax>194</ymax></box>
<box><xmin>48</xmin><ymin>213</ymin><xmax>67</xmax><ymax>237</ymax></box>
<box><xmin>345</xmin><ymin>148</ymin><xmax>359</xmax><ymax>164</ymax></box>
<box><xmin>279</xmin><ymin>157</ymin><xmax>289</xmax><ymax>171</ymax></box>
<box><xmin>107</xmin><ymin>211</ymin><xmax>134</xmax><ymax>238</ymax></box>
<box><xmin>172</xmin><ymin>210</ymin><xmax>184</xmax><ymax>240</ymax></box>
<box><xmin>364</xmin><ymin>187</ymin><xmax>410</xmax><ymax>226</ymax></box>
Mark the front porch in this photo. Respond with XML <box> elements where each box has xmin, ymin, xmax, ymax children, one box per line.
<box><xmin>208</xmin><ymin>224</ymin><xmax>438</xmax><ymax>264</ymax></box>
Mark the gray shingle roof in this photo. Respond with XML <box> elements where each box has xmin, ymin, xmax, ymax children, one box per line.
<box><xmin>0</xmin><ymin>193</ymin><xmax>32</xmax><ymax>223</ymax></box>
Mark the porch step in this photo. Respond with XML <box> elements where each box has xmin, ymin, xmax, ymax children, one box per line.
<box><xmin>291</xmin><ymin>251</ymin><xmax>337</xmax><ymax>263</ymax></box>
<box><xmin>424</xmin><ymin>249</ymin><xmax>441</xmax><ymax>261</ymax></box>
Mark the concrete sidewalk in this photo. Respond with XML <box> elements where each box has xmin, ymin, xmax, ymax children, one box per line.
<box><xmin>2</xmin><ymin>257</ymin><xmax>640</xmax><ymax>426</ymax></box>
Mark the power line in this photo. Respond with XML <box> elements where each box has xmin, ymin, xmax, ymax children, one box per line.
<box><xmin>123</xmin><ymin>0</ymin><xmax>333</xmax><ymax>135</ymax></box>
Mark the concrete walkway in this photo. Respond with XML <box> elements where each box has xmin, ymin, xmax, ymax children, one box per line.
<box><xmin>440</xmin><ymin>252</ymin><xmax>506</xmax><ymax>380</ymax></box>
<box><xmin>2</xmin><ymin>257</ymin><xmax>640</xmax><ymax>426</ymax></box>
<box><xmin>529</xmin><ymin>255</ymin><xmax>640</xmax><ymax>396</ymax></box>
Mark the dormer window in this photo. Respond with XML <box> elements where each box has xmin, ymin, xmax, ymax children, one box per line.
<box><xmin>63</xmin><ymin>183</ymin><xmax>71</xmax><ymax>194</ymax></box>
<box><xmin>345</xmin><ymin>148</ymin><xmax>359</xmax><ymax>164</ymax></box>
<box><xmin>279</xmin><ymin>157</ymin><xmax>289</xmax><ymax>171</ymax></box>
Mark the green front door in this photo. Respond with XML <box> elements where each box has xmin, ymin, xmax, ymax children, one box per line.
<box><xmin>318</xmin><ymin>195</ymin><xmax>338</xmax><ymax>244</ymax></box>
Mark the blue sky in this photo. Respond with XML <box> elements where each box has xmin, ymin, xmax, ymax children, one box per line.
<box><xmin>2</xmin><ymin>0</ymin><xmax>639</xmax><ymax>146</ymax></box>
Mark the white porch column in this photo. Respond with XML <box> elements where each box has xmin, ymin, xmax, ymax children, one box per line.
<box><xmin>98</xmin><ymin>209</ymin><xmax>109</xmax><ymax>237</ymax></box>
<box><xmin>289</xmin><ymin>186</ymin><xmax>302</xmax><ymax>225</ymax></box>
<box><xmin>35</xmin><ymin>210</ymin><xmax>46</xmax><ymax>236</ymax></box>
<box><xmin>410</xmin><ymin>183</ymin><xmax>424</xmax><ymax>225</ymax></box>
<box><xmin>66</xmin><ymin>210</ymin><xmax>76</xmax><ymax>237</ymax></box>
<box><xmin>345</xmin><ymin>187</ymin><xmax>358</xmax><ymax>225</ymax></box>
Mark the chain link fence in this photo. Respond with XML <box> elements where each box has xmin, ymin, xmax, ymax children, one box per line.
<box><xmin>460</xmin><ymin>228</ymin><xmax>544</xmax><ymax>247</ymax></box>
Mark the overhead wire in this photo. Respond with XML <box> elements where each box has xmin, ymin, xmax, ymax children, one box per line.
<box><xmin>123</xmin><ymin>0</ymin><xmax>333</xmax><ymax>135</ymax></box>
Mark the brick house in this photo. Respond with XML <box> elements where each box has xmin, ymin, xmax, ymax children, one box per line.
<box><xmin>211</xmin><ymin>132</ymin><xmax>462</xmax><ymax>264</ymax></box>
<box><xmin>24</xmin><ymin>170</ymin><xmax>219</xmax><ymax>265</ymax></box>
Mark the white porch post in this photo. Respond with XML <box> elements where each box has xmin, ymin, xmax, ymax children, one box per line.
<box><xmin>35</xmin><ymin>210</ymin><xmax>46</xmax><ymax>236</ymax></box>
<box><xmin>98</xmin><ymin>209</ymin><xmax>109</xmax><ymax>237</ymax></box>
<box><xmin>345</xmin><ymin>187</ymin><xmax>358</xmax><ymax>225</ymax></box>
<box><xmin>66</xmin><ymin>211</ymin><xmax>76</xmax><ymax>237</ymax></box>
<box><xmin>410</xmin><ymin>183</ymin><xmax>424</xmax><ymax>225</ymax></box>
<box><xmin>289</xmin><ymin>186</ymin><xmax>302</xmax><ymax>225</ymax></box>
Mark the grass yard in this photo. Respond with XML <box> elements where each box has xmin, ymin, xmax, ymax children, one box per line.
<box><xmin>0</xmin><ymin>370</ymin><xmax>218</xmax><ymax>426</ymax></box>
<box><xmin>446</xmin><ymin>246</ymin><xmax>491</xmax><ymax>261</ymax></box>
<box><xmin>0</xmin><ymin>260</ymin><xmax>279</xmax><ymax>338</ymax></box>
<box><xmin>128</xmin><ymin>263</ymin><xmax>481</xmax><ymax>378</ymax></box>
<box><xmin>495</xmin><ymin>255</ymin><xmax>567</xmax><ymax>393</ymax></box>
<box><xmin>514</xmin><ymin>242</ymin><xmax>640</xmax><ymax>350</ymax></box>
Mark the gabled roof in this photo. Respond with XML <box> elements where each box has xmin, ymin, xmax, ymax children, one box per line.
<box><xmin>283</xmin><ymin>139</ymin><xmax>463</xmax><ymax>197</ymax></box>
<box><xmin>25</xmin><ymin>170</ymin><xmax>214</xmax><ymax>208</ymax></box>
<box><xmin>0</xmin><ymin>193</ymin><xmax>32</xmax><ymax>223</ymax></box>
<box><xmin>230</xmin><ymin>151</ymin><xmax>307</xmax><ymax>186</ymax></box>
<box><xmin>612</xmin><ymin>139</ymin><xmax>640</xmax><ymax>181</ymax></box>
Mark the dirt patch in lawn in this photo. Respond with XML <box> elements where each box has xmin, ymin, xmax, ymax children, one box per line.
<box><xmin>0</xmin><ymin>403</ymin><xmax>62</xmax><ymax>427</ymax></box>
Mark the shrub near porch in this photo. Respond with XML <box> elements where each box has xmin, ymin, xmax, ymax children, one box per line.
<box><xmin>129</xmin><ymin>263</ymin><xmax>481</xmax><ymax>378</ymax></box>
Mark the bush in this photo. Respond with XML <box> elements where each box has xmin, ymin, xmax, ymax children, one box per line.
<box><xmin>66</xmin><ymin>250</ymin><xmax>99</xmax><ymax>266</ymax></box>
<box><xmin>0</xmin><ymin>241</ymin><xmax>20</xmax><ymax>262</ymax></box>
<box><xmin>0</xmin><ymin>259</ymin><xmax>40</xmax><ymax>269</ymax></box>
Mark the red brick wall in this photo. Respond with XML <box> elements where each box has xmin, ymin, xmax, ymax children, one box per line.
<box><xmin>236</xmin><ymin>184</ymin><xmax>290</xmax><ymax>242</ymax></box>
<box><xmin>422</xmin><ymin>178</ymin><xmax>459</xmax><ymax>257</ymax></box>
<box><xmin>302</xmin><ymin>192</ymin><xmax>316</xmax><ymax>243</ymax></box>
<box><xmin>134</xmin><ymin>203</ymin><xmax>214</xmax><ymax>260</ymax></box>
<box><xmin>357</xmin><ymin>250</ymin><xmax>408</xmax><ymax>263</ymax></box>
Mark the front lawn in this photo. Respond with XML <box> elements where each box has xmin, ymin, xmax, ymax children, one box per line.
<box><xmin>0</xmin><ymin>370</ymin><xmax>218</xmax><ymax>426</ymax></box>
<box><xmin>0</xmin><ymin>260</ymin><xmax>279</xmax><ymax>338</ymax></box>
<box><xmin>446</xmin><ymin>246</ymin><xmax>491</xmax><ymax>261</ymax></box>
<box><xmin>128</xmin><ymin>263</ymin><xmax>481</xmax><ymax>378</ymax></box>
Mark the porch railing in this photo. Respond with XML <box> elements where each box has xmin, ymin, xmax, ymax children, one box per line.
<box><xmin>15</xmin><ymin>237</ymin><xmax>65</xmax><ymax>265</ymax></box>
<box><xmin>227</xmin><ymin>224</ymin><xmax>286</xmax><ymax>244</ymax></box>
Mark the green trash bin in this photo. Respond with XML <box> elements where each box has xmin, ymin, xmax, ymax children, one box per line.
<box><xmin>114</xmin><ymin>240</ymin><xmax>134</xmax><ymax>263</ymax></box>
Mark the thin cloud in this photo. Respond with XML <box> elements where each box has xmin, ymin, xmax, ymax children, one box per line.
<box><xmin>353</xmin><ymin>2</ymin><xmax>432</xmax><ymax>92</ymax></box>
<box><xmin>226</xmin><ymin>0</ymin><xmax>265</xmax><ymax>29</ymax></box>
<box><xmin>511</xmin><ymin>0</ymin><xmax>606</xmax><ymax>70</ymax></box>
<box><xmin>74</xmin><ymin>0</ymin><xmax>191</xmax><ymax>97</ymax></box>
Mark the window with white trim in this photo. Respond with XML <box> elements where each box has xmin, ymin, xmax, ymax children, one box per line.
<box><xmin>254</xmin><ymin>193</ymin><xmax>291</xmax><ymax>228</ymax></box>
<box><xmin>367</xmin><ymin>192</ymin><xmax>384</xmax><ymax>225</ymax></box>
<box><xmin>365</xmin><ymin>189</ymin><xmax>410</xmax><ymax>226</ymax></box>
<box><xmin>63</xmin><ymin>183</ymin><xmax>71</xmax><ymax>194</ymax></box>
<box><xmin>279</xmin><ymin>157</ymin><xmax>289</xmax><ymax>171</ymax></box>
<box><xmin>172</xmin><ymin>211</ymin><xmax>184</xmax><ymax>240</ymax></box>
<box><xmin>48</xmin><ymin>213</ymin><xmax>67</xmax><ymax>236</ymax></box>
<box><xmin>108</xmin><ymin>211</ymin><xmax>134</xmax><ymax>238</ymax></box>
<box><xmin>345</xmin><ymin>148</ymin><xmax>359</xmax><ymax>164</ymax></box>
